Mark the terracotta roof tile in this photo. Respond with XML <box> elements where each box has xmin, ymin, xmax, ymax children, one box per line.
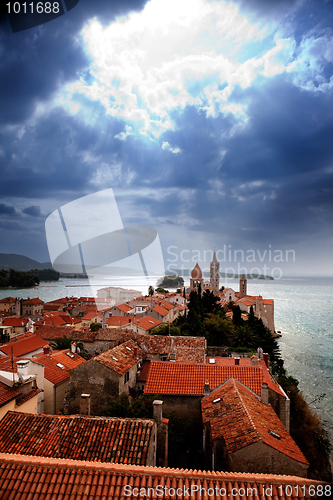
<box><xmin>32</xmin><ymin>350</ymin><xmax>86</xmax><ymax>385</ymax></box>
<box><xmin>0</xmin><ymin>412</ymin><xmax>154</xmax><ymax>465</ymax></box>
<box><xmin>105</xmin><ymin>317</ymin><xmax>134</xmax><ymax>327</ymax></box>
<box><xmin>15</xmin><ymin>388</ymin><xmax>43</xmax><ymax>406</ymax></box>
<box><xmin>95</xmin><ymin>340</ymin><xmax>143</xmax><ymax>375</ymax></box>
<box><xmin>151</xmin><ymin>305</ymin><xmax>169</xmax><ymax>316</ymax></box>
<box><xmin>123</xmin><ymin>315</ymin><xmax>161</xmax><ymax>331</ymax></box>
<box><xmin>35</xmin><ymin>325</ymin><xmax>95</xmax><ymax>342</ymax></box>
<box><xmin>145</xmin><ymin>362</ymin><xmax>263</xmax><ymax>395</ymax></box>
<box><xmin>1</xmin><ymin>318</ymin><xmax>29</xmax><ymax>327</ymax></box>
<box><xmin>0</xmin><ymin>297</ymin><xmax>17</xmax><ymax>303</ymax></box>
<box><xmin>0</xmin><ymin>334</ymin><xmax>48</xmax><ymax>357</ymax></box>
<box><xmin>115</xmin><ymin>303</ymin><xmax>133</xmax><ymax>313</ymax></box>
<box><xmin>0</xmin><ymin>452</ymin><xmax>328</xmax><ymax>500</ymax></box>
<box><xmin>205</xmin><ymin>357</ymin><xmax>286</xmax><ymax>397</ymax></box>
<box><xmin>201</xmin><ymin>379</ymin><xmax>308</xmax><ymax>465</ymax></box>
<box><xmin>0</xmin><ymin>381</ymin><xmax>20</xmax><ymax>407</ymax></box>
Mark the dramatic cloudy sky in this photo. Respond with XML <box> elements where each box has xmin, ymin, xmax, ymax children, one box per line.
<box><xmin>1</xmin><ymin>0</ymin><xmax>333</xmax><ymax>276</ymax></box>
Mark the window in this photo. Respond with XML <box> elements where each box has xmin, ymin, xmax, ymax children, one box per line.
<box><xmin>124</xmin><ymin>371</ymin><xmax>129</xmax><ymax>384</ymax></box>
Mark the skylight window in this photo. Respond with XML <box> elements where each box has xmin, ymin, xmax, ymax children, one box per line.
<box><xmin>126</xmin><ymin>346</ymin><xmax>131</xmax><ymax>351</ymax></box>
<box><xmin>56</xmin><ymin>363</ymin><xmax>65</xmax><ymax>369</ymax></box>
<box><xmin>213</xmin><ymin>398</ymin><xmax>221</xmax><ymax>403</ymax></box>
<box><xmin>112</xmin><ymin>357</ymin><xmax>119</xmax><ymax>361</ymax></box>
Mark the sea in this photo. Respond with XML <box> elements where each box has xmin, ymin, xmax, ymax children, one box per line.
<box><xmin>1</xmin><ymin>274</ymin><xmax>332</xmax><ymax>452</ymax></box>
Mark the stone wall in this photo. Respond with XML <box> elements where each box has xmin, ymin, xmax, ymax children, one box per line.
<box><xmin>230</xmin><ymin>441</ymin><xmax>308</xmax><ymax>477</ymax></box>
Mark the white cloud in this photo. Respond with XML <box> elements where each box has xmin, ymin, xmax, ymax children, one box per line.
<box><xmin>114</xmin><ymin>125</ymin><xmax>134</xmax><ymax>141</ymax></box>
<box><xmin>62</xmin><ymin>0</ymin><xmax>320</xmax><ymax>135</ymax></box>
<box><xmin>162</xmin><ymin>141</ymin><xmax>182</xmax><ymax>154</ymax></box>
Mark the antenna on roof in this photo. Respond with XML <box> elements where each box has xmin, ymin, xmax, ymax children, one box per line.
<box><xmin>11</xmin><ymin>346</ymin><xmax>14</xmax><ymax>371</ymax></box>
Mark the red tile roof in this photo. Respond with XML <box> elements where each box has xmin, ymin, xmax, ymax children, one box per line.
<box><xmin>95</xmin><ymin>339</ymin><xmax>143</xmax><ymax>375</ymax></box>
<box><xmin>81</xmin><ymin>311</ymin><xmax>103</xmax><ymax>321</ymax></box>
<box><xmin>0</xmin><ymin>412</ymin><xmax>154</xmax><ymax>465</ymax></box>
<box><xmin>115</xmin><ymin>303</ymin><xmax>133</xmax><ymax>313</ymax></box>
<box><xmin>32</xmin><ymin>350</ymin><xmax>86</xmax><ymax>385</ymax></box>
<box><xmin>201</xmin><ymin>379</ymin><xmax>308</xmax><ymax>465</ymax></box>
<box><xmin>15</xmin><ymin>388</ymin><xmax>43</xmax><ymax>406</ymax></box>
<box><xmin>0</xmin><ymin>381</ymin><xmax>20</xmax><ymax>407</ymax></box>
<box><xmin>152</xmin><ymin>305</ymin><xmax>169</xmax><ymax>316</ymax></box>
<box><xmin>22</xmin><ymin>298</ymin><xmax>44</xmax><ymax>305</ymax></box>
<box><xmin>35</xmin><ymin>325</ymin><xmax>85</xmax><ymax>341</ymax></box>
<box><xmin>145</xmin><ymin>362</ymin><xmax>264</xmax><ymax>395</ymax></box>
<box><xmin>0</xmin><ymin>297</ymin><xmax>16</xmax><ymax>303</ymax></box>
<box><xmin>125</xmin><ymin>315</ymin><xmax>161</xmax><ymax>331</ymax></box>
<box><xmin>0</xmin><ymin>334</ymin><xmax>47</xmax><ymax>357</ymax></box>
<box><xmin>0</xmin><ymin>453</ymin><xmax>327</xmax><ymax>500</ymax></box>
<box><xmin>159</xmin><ymin>300</ymin><xmax>174</xmax><ymax>311</ymax></box>
<box><xmin>205</xmin><ymin>357</ymin><xmax>286</xmax><ymax>397</ymax></box>
<box><xmin>106</xmin><ymin>316</ymin><xmax>134</xmax><ymax>327</ymax></box>
<box><xmin>1</xmin><ymin>318</ymin><xmax>29</xmax><ymax>327</ymax></box>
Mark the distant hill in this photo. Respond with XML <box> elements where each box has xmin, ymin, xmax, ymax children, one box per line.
<box><xmin>0</xmin><ymin>253</ymin><xmax>53</xmax><ymax>271</ymax></box>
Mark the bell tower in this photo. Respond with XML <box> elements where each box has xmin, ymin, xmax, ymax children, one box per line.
<box><xmin>239</xmin><ymin>274</ymin><xmax>247</xmax><ymax>298</ymax></box>
<box><xmin>210</xmin><ymin>251</ymin><xmax>219</xmax><ymax>295</ymax></box>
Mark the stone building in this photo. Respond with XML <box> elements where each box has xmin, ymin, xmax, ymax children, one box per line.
<box><xmin>201</xmin><ymin>378</ymin><xmax>308</xmax><ymax>477</ymax></box>
<box><xmin>65</xmin><ymin>339</ymin><xmax>143</xmax><ymax>415</ymax></box>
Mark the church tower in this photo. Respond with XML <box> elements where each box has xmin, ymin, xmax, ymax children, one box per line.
<box><xmin>190</xmin><ymin>263</ymin><xmax>203</xmax><ymax>292</ymax></box>
<box><xmin>210</xmin><ymin>251</ymin><xmax>219</xmax><ymax>295</ymax></box>
<box><xmin>239</xmin><ymin>274</ymin><xmax>247</xmax><ymax>298</ymax></box>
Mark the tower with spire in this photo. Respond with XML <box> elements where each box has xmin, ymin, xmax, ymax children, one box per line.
<box><xmin>210</xmin><ymin>250</ymin><xmax>219</xmax><ymax>294</ymax></box>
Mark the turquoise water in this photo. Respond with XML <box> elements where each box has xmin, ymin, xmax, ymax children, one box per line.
<box><xmin>1</xmin><ymin>274</ymin><xmax>332</xmax><ymax>448</ymax></box>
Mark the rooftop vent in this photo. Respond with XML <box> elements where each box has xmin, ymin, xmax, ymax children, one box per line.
<box><xmin>269</xmin><ymin>430</ymin><xmax>281</xmax><ymax>439</ymax></box>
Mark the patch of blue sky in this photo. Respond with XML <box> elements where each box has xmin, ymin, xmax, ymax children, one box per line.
<box><xmin>131</xmin><ymin>88</ymin><xmax>147</xmax><ymax>110</ymax></box>
<box><xmin>234</xmin><ymin>33</ymin><xmax>279</xmax><ymax>64</ymax></box>
<box><xmin>81</xmin><ymin>70</ymin><xmax>95</xmax><ymax>86</ymax></box>
<box><xmin>186</xmin><ymin>73</ymin><xmax>220</xmax><ymax>98</ymax></box>
<box><xmin>111</xmin><ymin>78</ymin><xmax>121</xmax><ymax>89</ymax></box>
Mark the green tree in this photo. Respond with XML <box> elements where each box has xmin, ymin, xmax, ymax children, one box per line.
<box><xmin>151</xmin><ymin>324</ymin><xmax>182</xmax><ymax>336</ymax></box>
<box><xmin>50</xmin><ymin>335</ymin><xmax>73</xmax><ymax>350</ymax></box>
<box><xmin>90</xmin><ymin>322</ymin><xmax>102</xmax><ymax>332</ymax></box>
<box><xmin>204</xmin><ymin>313</ymin><xmax>234</xmax><ymax>346</ymax></box>
<box><xmin>232</xmin><ymin>305</ymin><xmax>242</xmax><ymax>326</ymax></box>
<box><xmin>233</xmin><ymin>325</ymin><xmax>257</xmax><ymax>348</ymax></box>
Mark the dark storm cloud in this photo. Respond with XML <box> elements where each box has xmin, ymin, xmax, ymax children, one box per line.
<box><xmin>0</xmin><ymin>203</ymin><xmax>20</xmax><ymax>216</ymax></box>
<box><xmin>0</xmin><ymin>0</ymin><xmax>148</xmax><ymax>126</ymax></box>
<box><xmin>22</xmin><ymin>205</ymin><xmax>43</xmax><ymax>217</ymax></box>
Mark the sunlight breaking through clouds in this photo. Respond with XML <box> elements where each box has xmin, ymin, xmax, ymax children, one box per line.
<box><xmin>60</xmin><ymin>0</ymin><xmax>333</xmax><ymax>138</ymax></box>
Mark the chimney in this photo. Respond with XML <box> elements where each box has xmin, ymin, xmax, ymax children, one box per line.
<box><xmin>261</xmin><ymin>383</ymin><xmax>269</xmax><ymax>405</ymax></box>
<box><xmin>153</xmin><ymin>400</ymin><xmax>168</xmax><ymax>467</ymax></box>
<box><xmin>250</xmin><ymin>355</ymin><xmax>259</xmax><ymax>366</ymax></box>
<box><xmin>43</xmin><ymin>346</ymin><xmax>50</xmax><ymax>355</ymax></box>
<box><xmin>134</xmin><ymin>347</ymin><xmax>138</xmax><ymax>359</ymax></box>
<box><xmin>16</xmin><ymin>360</ymin><xmax>29</xmax><ymax>377</ymax></box>
<box><xmin>234</xmin><ymin>357</ymin><xmax>240</xmax><ymax>366</ymax></box>
<box><xmin>153</xmin><ymin>400</ymin><xmax>163</xmax><ymax>424</ymax></box>
<box><xmin>80</xmin><ymin>394</ymin><xmax>91</xmax><ymax>416</ymax></box>
<box><xmin>71</xmin><ymin>343</ymin><xmax>76</xmax><ymax>354</ymax></box>
<box><xmin>263</xmin><ymin>353</ymin><xmax>269</xmax><ymax>367</ymax></box>
<box><xmin>203</xmin><ymin>380</ymin><xmax>210</xmax><ymax>396</ymax></box>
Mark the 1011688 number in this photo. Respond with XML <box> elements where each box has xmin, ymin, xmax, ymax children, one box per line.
<box><xmin>6</xmin><ymin>2</ymin><xmax>60</xmax><ymax>14</ymax></box>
